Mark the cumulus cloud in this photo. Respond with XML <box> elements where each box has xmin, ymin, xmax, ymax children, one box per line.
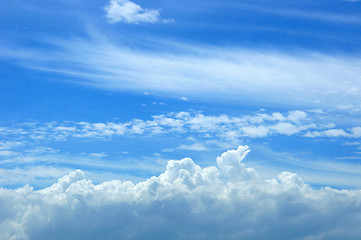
<box><xmin>104</xmin><ymin>0</ymin><xmax>161</xmax><ymax>24</ymax></box>
<box><xmin>2</xmin><ymin>146</ymin><xmax>361</xmax><ymax>240</ymax></box>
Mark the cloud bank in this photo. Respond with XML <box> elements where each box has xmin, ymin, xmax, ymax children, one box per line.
<box><xmin>104</xmin><ymin>0</ymin><xmax>161</xmax><ymax>24</ymax></box>
<box><xmin>2</xmin><ymin>146</ymin><xmax>361</xmax><ymax>240</ymax></box>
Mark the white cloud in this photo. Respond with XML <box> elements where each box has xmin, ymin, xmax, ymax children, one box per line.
<box><xmin>4</xmin><ymin>37</ymin><xmax>361</xmax><ymax>110</ymax></box>
<box><xmin>88</xmin><ymin>152</ymin><xmax>108</xmax><ymax>158</ymax></box>
<box><xmin>287</xmin><ymin>110</ymin><xmax>308</xmax><ymax>123</ymax></box>
<box><xmin>235</xmin><ymin>2</ymin><xmax>361</xmax><ymax>24</ymax></box>
<box><xmin>2</xmin><ymin>111</ymin><xmax>360</xmax><ymax>146</ymax></box>
<box><xmin>0</xmin><ymin>166</ymin><xmax>73</xmax><ymax>188</ymax></box>
<box><xmin>105</xmin><ymin>0</ymin><xmax>160</xmax><ymax>24</ymax></box>
<box><xmin>0</xmin><ymin>141</ymin><xmax>23</xmax><ymax>150</ymax></box>
<box><xmin>179</xmin><ymin>96</ymin><xmax>189</xmax><ymax>101</ymax></box>
<box><xmin>0</xmin><ymin>150</ymin><xmax>17</xmax><ymax>157</ymax></box>
<box><xmin>271</xmin><ymin>122</ymin><xmax>300</xmax><ymax>135</ymax></box>
<box><xmin>1</xmin><ymin>146</ymin><xmax>361</xmax><ymax>239</ymax></box>
<box><xmin>336</xmin><ymin>104</ymin><xmax>354</xmax><ymax>110</ymax></box>
<box><xmin>25</xmin><ymin>146</ymin><xmax>58</xmax><ymax>154</ymax></box>
<box><xmin>240</xmin><ymin>125</ymin><xmax>269</xmax><ymax>138</ymax></box>
<box><xmin>271</xmin><ymin>122</ymin><xmax>315</xmax><ymax>136</ymax></box>
<box><xmin>342</xmin><ymin>141</ymin><xmax>361</xmax><ymax>146</ymax></box>
<box><xmin>0</xmin><ymin>111</ymin><xmax>319</xmax><ymax>143</ymax></box>
<box><xmin>177</xmin><ymin>143</ymin><xmax>208</xmax><ymax>151</ymax></box>
<box><xmin>351</xmin><ymin>127</ymin><xmax>361</xmax><ymax>137</ymax></box>
<box><xmin>304</xmin><ymin>127</ymin><xmax>361</xmax><ymax>138</ymax></box>
<box><xmin>323</xmin><ymin>129</ymin><xmax>349</xmax><ymax>137</ymax></box>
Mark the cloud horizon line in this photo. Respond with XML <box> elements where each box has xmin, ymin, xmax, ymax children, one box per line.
<box><xmin>2</xmin><ymin>145</ymin><xmax>361</xmax><ymax>240</ymax></box>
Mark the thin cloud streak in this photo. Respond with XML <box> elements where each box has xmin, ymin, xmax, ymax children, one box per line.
<box><xmin>3</xmin><ymin>36</ymin><xmax>361</xmax><ymax>109</ymax></box>
<box><xmin>232</xmin><ymin>2</ymin><xmax>361</xmax><ymax>25</ymax></box>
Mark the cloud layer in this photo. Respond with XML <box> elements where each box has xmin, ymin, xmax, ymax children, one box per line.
<box><xmin>1</xmin><ymin>146</ymin><xmax>361</xmax><ymax>240</ymax></box>
<box><xmin>4</xmin><ymin>36</ymin><xmax>361</xmax><ymax>110</ymax></box>
<box><xmin>2</xmin><ymin>110</ymin><xmax>361</xmax><ymax>188</ymax></box>
<box><xmin>1</xmin><ymin>110</ymin><xmax>359</xmax><ymax>143</ymax></box>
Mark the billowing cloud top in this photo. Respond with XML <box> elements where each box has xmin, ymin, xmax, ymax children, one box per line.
<box><xmin>2</xmin><ymin>146</ymin><xmax>361</xmax><ymax>240</ymax></box>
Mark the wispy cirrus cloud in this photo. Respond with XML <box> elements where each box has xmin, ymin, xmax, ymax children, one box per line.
<box><xmin>2</xmin><ymin>36</ymin><xmax>361</xmax><ymax>110</ymax></box>
<box><xmin>305</xmin><ymin>127</ymin><xmax>361</xmax><ymax>138</ymax></box>
<box><xmin>232</xmin><ymin>2</ymin><xmax>361</xmax><ymax>25</ymax></box>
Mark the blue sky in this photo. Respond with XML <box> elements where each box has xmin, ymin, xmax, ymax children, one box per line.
<box><xmin>2</xmin><ymin>0</ymin><xmax>361</xmax><ymax>239</ymax></box>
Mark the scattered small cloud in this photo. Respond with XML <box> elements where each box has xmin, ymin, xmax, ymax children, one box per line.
<box><xmin>304</xmin><ymin>127</ymin><xmax>361</xmax><ymax>138</ymax></box>
<box><xmin>152</xmin><ymin>101</ymin><xmax>165</xmax><ymax>105</ymax></box>
<box><xmin>104</xmin><ymin>0</ymin><xmax>168</xmax><ymax>24</ymax></box>
<box><xmin>1</xmin><ymin>110</ymin><xmax>360</xmax><ymax>145</ymax></box>
<box><xmin>0</xmin><ymin>141</ymin><xmax>24</xmax><ymax>150</ymax></box>
<box><xmin>342</xmin><ymin>141</ymin><xmax>360</xmax><ymax>146</ymax></box>
<box><xmin>177</xmin><ymin>142</ymin><xmax>208</xmax><ymax>151</ymax></box>
<box><xmin>89</xmin><ymin>152</ymin><xmax>108</xmax><ymax>158</ymax></box>
<box><xmin>307</xmin><ymin>109</ymin><xmax>326</xmax><ymax>114</ymax></box>
<box><xmin>0</xmin><ymin>150</ymin><xmax>18</xmax><ymax>157</ymax></box>
<box><xmin>336</xmin><ymin>104</ymin><xmax>354</xmax><ymax>110</ymax></box>
<box><xmin>25</xmin><ymin>146</ymin><xmax>59</xmax><ymax>154</ymax></box>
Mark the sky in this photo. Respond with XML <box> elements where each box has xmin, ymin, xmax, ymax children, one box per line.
<box><xmin>1</xmin><ymin>0</ymin><xmax>361</xmax><ymax>239</ymax></box>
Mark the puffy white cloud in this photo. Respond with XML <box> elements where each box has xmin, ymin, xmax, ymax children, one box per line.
<box><xmin>105</xmin><ymin>0</ymin><xmax>160</xmax><ymax>24</ymax></box>
<box><xmin>1</xmin><ymin>146</ymin><xmax>361</xmax><ymax>240</ymax></box>
<box><xmin>287</xmin><ymin>110</ymin><xmax>308</xmax><ymax>123</ymax></box>
<box><xmin>351</xmin><ymin>127</ymin><xmax>361</xmax><ymax>138</ymax></box>
<box><xmin>240</xmin><ymin>125</ymin><xmax>269</xmax><ymax>138</ymax></box>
